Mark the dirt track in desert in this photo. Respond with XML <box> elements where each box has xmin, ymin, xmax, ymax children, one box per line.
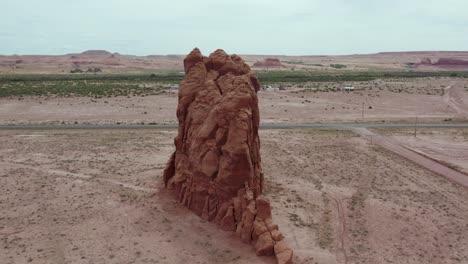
<box><xmin>1</xmin><ymin>128</ymin><xmax>467</xmax><ymax>264</ymax></box>
<box><xmin>353</xmin><ymin>127</ymin><xmax>468</xmax><ymax>188</ymax></box>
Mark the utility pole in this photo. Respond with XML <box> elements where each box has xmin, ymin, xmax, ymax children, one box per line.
<box><xmin>361</xmin><ymin>102</ymin><xmax>365</xmax><ymax>118</ymax></box>
<box><xmin>414</xmin><ymin>116</ymin><xmax>418</xmax><ymax>137</ymax></box>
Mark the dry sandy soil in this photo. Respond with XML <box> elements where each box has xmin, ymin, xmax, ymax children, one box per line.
<box><xmin>1</xmin><ymin>128</ymin><xmax>467</xmax><ymax>264</ymax></box>
<box><xmin>1</xmin><ymin>77</ymin><xmax>467</xmax><ymax>125</ymax></box>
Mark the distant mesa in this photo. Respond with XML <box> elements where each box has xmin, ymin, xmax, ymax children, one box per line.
<box><xmin>417</xmin><ymin>57</ymin><xmax>468</xmax><ymax>68</ymax></box>
<box><xmin>433</xmin><ymin>58</ymin><xmax>468</xmax><ymax>67</ymax></box>
<box><xmin>253</xmin><ymin>58</ymin><xmax>284</xmax><ymax>68</ymax></box>
<box><xmin>165</xmin><ymin>54</ymin><xmax>182</xmax><ymax>59</ymax></box>
<box><xmin>67</xmin><ymin>50</ymin><xmax>112</xmax><ymax>58</ymax></box>
<box><xmin>80</xmin><ymin>50</ymin><xmax>112</xmax><ymax>56</ymax></box>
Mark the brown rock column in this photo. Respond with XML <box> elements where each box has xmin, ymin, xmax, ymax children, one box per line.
<box><xmin>164</xmin><ymin>48</ymin><xmax>263</xmax><ymax>215</ymax></box>
<box><xmin>163</xmin><ymin>48</ymin><xmax>293</xmax><ymax>263</ymax></box>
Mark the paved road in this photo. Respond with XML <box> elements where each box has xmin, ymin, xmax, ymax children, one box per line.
<box><xmin>0</xmin><ymin>123</ymin><xmax>467</xmax><ymax>130</ymax></box>
<box><xmin>353</xmin><ymin>127</ymin><xmax>468</xmax><ymax>188</ymax></box>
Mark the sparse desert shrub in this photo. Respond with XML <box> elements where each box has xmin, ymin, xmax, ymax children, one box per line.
<box><xmin>70</xmin><ymin>68</ymin><xmax>83</xmax><ymax>73</ymax></box>
<box><xmin>330</xmin><ymin>64</ymin><xmax>347</xmax><ymax>69</ymax></box>
<box><xmin>86</xmin><ymin>67</ymin><xmax>102</xmax><ymax>74</ymax></box>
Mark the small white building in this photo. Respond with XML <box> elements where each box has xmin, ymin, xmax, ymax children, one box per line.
<box><xmin>262</xmin><ymin>85</ymin><xmax>279</xmax><ymax>91</ymax></box>
<box><xmin>336</xmin><ymin>86</ymin><xmax>356</xmax><ymax>92</ymax></box>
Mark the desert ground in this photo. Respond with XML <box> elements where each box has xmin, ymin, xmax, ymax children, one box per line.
<box><xmin>1</xmin><ymin>56</ymin><xmax>468</xmax><ymax>264</ymax></box>
<box><xmin>1</xmin><ymin>77</ymin><xmax>467</xmax><ymax>125</ymax></box>
<box><xmin>1</xmin><ymin>128</ymin><xmax>467</xmax><ymax>264</ymax></box>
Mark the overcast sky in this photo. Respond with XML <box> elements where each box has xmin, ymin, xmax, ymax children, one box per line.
<box><xmin>1</xmin><ymin>0</ymin><xmax>467</xmax><ymax>55</ymax></box>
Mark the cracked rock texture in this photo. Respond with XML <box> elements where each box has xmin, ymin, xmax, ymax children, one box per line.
<box><xmin>164</xmin><ymin>48</ymin><xmax>293</xmax><ymax>264</ymax></box>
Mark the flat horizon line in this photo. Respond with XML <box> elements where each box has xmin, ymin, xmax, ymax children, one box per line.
<box><xmin>2</xmin><ymin>50</ymin><xmax>468</xmax><ymax>57</ymax></box>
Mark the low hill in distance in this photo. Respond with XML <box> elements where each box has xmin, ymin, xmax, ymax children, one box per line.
<box><xmin>1</xmin><ymin>50</ymin><xmax>468</xmax><ymax>74</ymax></box>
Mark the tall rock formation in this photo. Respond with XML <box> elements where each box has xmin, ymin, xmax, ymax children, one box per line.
<box><xmin>163</xmin><ymin>48</ymin><xmax>293</xmax><ymax>263</ymax></box>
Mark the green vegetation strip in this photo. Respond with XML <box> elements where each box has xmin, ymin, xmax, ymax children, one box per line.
<box><xmin>0</xmin><ymin>71</ymin><xmax>467</xmax><ymax>97</ymax></box>
<box><xmin>0</xmin><ymin>74</ymin><xmax>178</xmax><ymax>97</ymax></box>
<box><xmin>0</xmin><ymin>80</ymin><xmax>164</xmax><ymax>97</ymax></box>
<box><xmin>256</xmin><ymin>70</ymin><xmax>468</xmax><ymax>83</ymax></box>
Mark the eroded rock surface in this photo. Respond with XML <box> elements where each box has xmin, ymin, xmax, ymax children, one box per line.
<box><xmin>163</xmin><ymin>48</ymin><xmax>293</xmax><ymax>263</ymax></box>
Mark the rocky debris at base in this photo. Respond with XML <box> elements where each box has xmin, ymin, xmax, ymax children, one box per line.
<box><xmin>220</xmin><ymin>188</ymin><xmax>293</xmax><ymax>262</ymax></box>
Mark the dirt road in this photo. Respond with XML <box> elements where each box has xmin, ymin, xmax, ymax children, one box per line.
<box><xmin>353</xmin><ymin>127</ymin><xmax>468</xmax><ymax>188</ymax></box>
<box><xmin>443</xmin><ymin>83</ymin><xmax>468</xmax><ymax>115</ymax></box>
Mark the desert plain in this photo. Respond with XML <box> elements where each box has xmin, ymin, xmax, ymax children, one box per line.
<box><xmin>1</xmin><ymin>51</ymin><xmax>468</xmax><ymax>264</ymax></box>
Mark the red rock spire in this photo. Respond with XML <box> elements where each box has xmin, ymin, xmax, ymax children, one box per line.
<box><xmin>163</xmin><ymin>48</ymin><xmax>293</xmax><ymax>264</ymax></box>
